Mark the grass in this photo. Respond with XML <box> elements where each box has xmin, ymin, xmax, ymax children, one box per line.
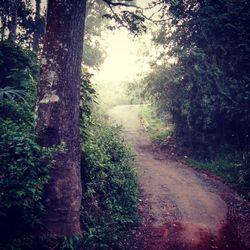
<box><xmin>187</xmin><ymin>149</ymin><xmax>250</xmax><ymax>197</ymax></box>
<box><xmin>138</xmin><ymin>105</ymin><xmax>173</xmax><ymax>141</ymax></box>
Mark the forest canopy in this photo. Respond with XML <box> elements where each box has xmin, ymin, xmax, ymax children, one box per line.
<box><xmin>142</xmin><ymin>0</ymin><xmax>250</xmax><ymax>149</ymax></box>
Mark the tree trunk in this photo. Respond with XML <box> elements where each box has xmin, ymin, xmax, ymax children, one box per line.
<box><xmin>0</xmin><ymin>16</ymin><xmax>7</xmax><ymax>41</ymax></box>
<box><xmin>32</xmin><ymin>0</ymin><xmax>41</xmax><ymax>52</ymax></box>
<box><xmin>36</xmin><ymin>0</ymin><xmax>87</xmax><ymax>237</ymax></box>
<box><xmin>8</xmin><ymin>0</ymin><xmax>17</xmax><ymax>43</ymax></box>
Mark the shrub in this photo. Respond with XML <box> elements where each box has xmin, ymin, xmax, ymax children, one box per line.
<box><xmin>0</xmin><ymin>120</ymin><xmax>53</xmax><ymax>250</ymax></box>
<box><xmin>0</xmin><ymin>40</ymin><xmax>54</xmax><ymax>250</ymax></box>
<box><xmin>0</xmin><ymin>41</ymin><xmax>38</xmax><ymax>123</ymax></box>
<box><xmin>80</xmin><ymin>114</ymin><xmax>139</xmax><ymax>249</ymax></box>
<box><xmin>0</xmin><ymin>41</ymin><xmax>39</xmax><ymax>89</ymax></box>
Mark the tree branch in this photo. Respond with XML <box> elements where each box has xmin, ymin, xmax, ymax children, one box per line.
<box><xmin>101</xmin><ymin>0</ymin><xmax>138</xmax><ymax>8</ymax></box>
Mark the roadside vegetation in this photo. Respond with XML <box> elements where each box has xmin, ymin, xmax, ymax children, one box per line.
<box><xmin>139</xmin><ymin>104</ymin><xmax>250</xmax><ymax>198</ymax></box>
<box><xmin>187</xmin><ymin>150</ymin><xmax>250</xmax><ymax>195</ymax></box>
<box><xmin>134</xmin><ymin>0</ymin><xmax>250</xmax><ymax>198</ymax></box>
<box><xmin>80</xmin><ymin>74</ymin><xmax>139</xmax><ymax>249</ymax></box>
<box><xmin>0</xmin><ymin>42</ymin><xmax>55</xmax><ymax>250</ymax></box>
<box><xmin>138</xmin><ymin>105</ymin><xmax>172</xmax><ymax>141</ymax></box>
<box><xmin>1</xmin><ymin>0</ymin><xmax>250</xmax><ymax>248</ymax></box>
<box><xmin>0</xmin><ymin>41</ymin><xmax>139</xmax><ymax>250</ymax></box>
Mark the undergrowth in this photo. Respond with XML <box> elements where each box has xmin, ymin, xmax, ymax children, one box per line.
<box><xmin>138</xmin><ymin>105</ymin><xmax>172</xmax><ymax>141</ymax></box>
<box><xmin>0</xmin><ymin>42</ymin><xmax>139</xmax><ymax>249</ymax></box>
<box><xmin>140</xmin><ymin>104</ymin><xmax>250</xmax><ymax>198</ymax></box>
<box><xmin>0</xmin><ymin>42</ymin><xmax>56</xmax><ymax>250</ymax></box>
<box><xmin>80</xmin><ymin>113</ymin><xmax>139</xmax><ymax>249</ymax></box>
<box><xmin>187</xmin><ymin>148</ymin><xmax>250</xmax><ymax>197</ymax></box>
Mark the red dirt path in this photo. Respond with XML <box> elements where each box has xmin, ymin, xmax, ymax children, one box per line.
<box><xmin>108</xmin><ymin>105</ymin><xmax>250</xmax><ymax>250</ymax></box>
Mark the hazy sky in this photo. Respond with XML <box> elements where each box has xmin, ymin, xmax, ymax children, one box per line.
<box><xmin>94</xmin><ymin>30</ymin><xmax>144</xmax><ymax>83</ymax></box>
<box><xmin>94</xmin><ymin>0</ymin><xmax>153</xmax><ymax>84</ymax></box>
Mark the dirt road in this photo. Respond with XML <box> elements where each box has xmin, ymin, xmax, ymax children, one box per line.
<box><xmin>108</xmin><ymin>105</ymin><xmax>250</xmax><ymax>250</ymax></box>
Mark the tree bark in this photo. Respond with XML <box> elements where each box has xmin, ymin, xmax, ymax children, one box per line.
<box><xmin>36</xmin><ymin>0</ymin><xmax>87</xmax><ymax>237</ymax></box>
<box><xmin>0</xmin><ymin>16</ymin><xmax>7</xmax><ymax>41</ymax></box>
<box><xmin>32</xmin><ymin>0</ymin><xmax>41</xmax><ymax>52</ymax></box>
<box><xmin>8</xmin><ymin>0</ymin><xmax>17</xmax><ymax>43</ymax></box>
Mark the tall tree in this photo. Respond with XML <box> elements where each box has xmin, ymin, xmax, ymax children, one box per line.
<box><xmin>32</xmin><ymin>0</ymin><xmax>41</xmax><ymax>52</ymax></box>
<box><xmin>8</xmin><ymin>0</ymin><xmax>17</xmax><ymax>42</ymax></box>
<box><xmin>35</xmin><ymin>0</ymin><xmax>87</xmax><ymax>237</ymax></box>
<box><xmin>0</xmin><ymin>0</ymin><xmax>34</xmax><ymax>44</ymax></box>
<box><xmin>35</xmin><ymin>0</ymin><xmax>145</xmax><ymax>239</ymax></box>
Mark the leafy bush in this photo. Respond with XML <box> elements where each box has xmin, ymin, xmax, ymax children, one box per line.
<box><xmin>0</xmin><ymin>41</ymin><xmax>38</xmax><ymax>123</ymax></box>
<box><xmin>0</xmin><ymin>120</ymin><xmax>54</xmax><ymax>250</ymax></box>
<box><xmin>0</xmin><ymin>86</ymin><xmax>26</xmax><ymax>101</ymax></box>
<box><xmin>0</xmin><ymin>41</ymin><xmax>54</xmax><ymax>250</ymax></box>
<box><xmin>0</xmin><ymin>41</ymin><xmax>39</xmax><ymax>89</ymax></box>
<box><xmin>80</xmin><ymin>114</ymin><xmax>139</xmax><ymax>249</ymax></box>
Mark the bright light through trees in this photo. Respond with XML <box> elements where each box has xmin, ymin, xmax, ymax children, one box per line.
<box><xmin>94</xmin><ymin>29</ymin><xmax>142</xmax><ymax>83</ymax></box>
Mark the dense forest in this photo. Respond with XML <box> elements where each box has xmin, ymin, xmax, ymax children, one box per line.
<box><xmin>0</xmin><ymin>0</ymin><xmax>250</xmax><ymax>249</ymax></box>
<box><xmin>139</xmin><ymin>0</ymin><xmax>250</xmax><ymax>193</ymax></box>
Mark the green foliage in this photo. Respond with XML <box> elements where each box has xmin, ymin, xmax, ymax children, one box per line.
<box><xmin>0</xmin><ymin>120</ymin><xmax>54</xmax><ymax>250</ymax></box>
<box><xmin>0</xmin><ymin>41</ymin><xmax>39</xmax><ymax>89</ymax></box>
<box><xmin>139</xmin><ymin>105</ymin><xmax>173</xmax><ymax>141</ymax></box>
<box><xmin>80</xmin><ymin>71</ymin><xmax>97</xmax><ymax>131</ymax></box>
<box><xmin>0</xmin><ymin>42</ymin><xmax>37</xmax><ymax>124</ymax></box>
<box><xmin>103</xmin><ymin>9</ymin><xmax>147</xmax><ymax>35</ymax></box>
<box><xmin>0</xmin><ymin>42</ymin><xmax>55</xmax><ymax>250</ymax></box>
<box><xmin>0</xmin><ymin>86</ymin><xmax>25</xmax><ymax>101</ymax></box>
<box><xmin>145</xmin><ymin>0</ymin><xmax>250</xmax><ymax>148</ymax></box>
<box><xmin>58</xmin><ymin>235</ymin><xmax>83</xmax><ymax>250</ymax></box>
<box><xmin>187</xmin><ymin>148</ymin><xmax>250</xmax><ymax>197</ymax></box>
<box><xmin>80</xmin><ymin>114</ymin><xmax>139</xmax><ymax>249</ymax></box>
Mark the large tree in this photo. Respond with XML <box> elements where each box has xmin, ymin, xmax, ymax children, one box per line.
<box><xmin>32</xmin><ymin>0</ymin><xmax>42</xmax><ymax>52</ymax></box>
<box><xmin>35</xmin><ymin>0</ymin><xmax>87</xmax><ymax>237</ymax></box>
<box><xmin>35</xmin><ymin>0</ymin><xmax>146</xmax><ymax>239</ymax></box>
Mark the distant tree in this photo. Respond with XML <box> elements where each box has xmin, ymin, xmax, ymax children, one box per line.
<box><xmin>0</xmin><ymin>0</ymin><xmax>18</xmax><ymax>42</ymax></box>
<box><xmin>8</xmin><ymin>0</ymin><xmax>17</xmax><ymax>42</ymax></box>
<box><xmin>32</xmin><ymin>0</ymin><xmax>43</xmax><ymax>52</ymax></box>
<box><xmin>83</xmin><ymin>0</ymin><xmax>108</xmax><ymax>68</ymax></box>
<box><xmin>0</xmin><ymin>0</ymin><xmax>45</xmax><ymax>50</ymax></box>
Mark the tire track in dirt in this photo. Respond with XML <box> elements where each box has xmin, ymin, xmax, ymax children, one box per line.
<box><xmin>108</xmin><ymin>105</ymin><xmax>250</xmax><ymax>250</ymax></box>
